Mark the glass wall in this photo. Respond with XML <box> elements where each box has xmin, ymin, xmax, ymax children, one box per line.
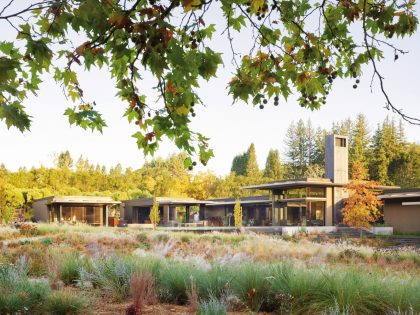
<box><xmin>60</xmin><ymin>205</ymin><xmax>103</xmax><ymax>225</ymax></box>
<box><xmin>272</xmin><ymin>200</ymin><xmax>326</xmax><ymax>226</ymax></box>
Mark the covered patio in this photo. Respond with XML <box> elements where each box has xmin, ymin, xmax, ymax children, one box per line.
<box><xmin>121</xmin><ymin>197</ymin><xmax>208</xmax><ymax>226</ymax></box>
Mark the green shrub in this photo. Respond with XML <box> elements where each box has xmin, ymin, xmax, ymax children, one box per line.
<box><xmin>0</xmin><ymin>259</ymin><xmax>50</xmax><ymax>314</ymax></box>
<box><xmin>154</xmin><ymin>233</ymin><xmax>170</xmax><ymax>243</ymax></box>
<box><xmin>158</xmin><ymin>262</ymin><xmax>206</xmax><ymax>304</ymax></box>
<box><xmin>196</xmin><ymin>265</ymin><xmax>232</xmax><ymax>300</ymax></box>
<box><xmin>41</xmin><ymin>238</ymin><xmax>54</xmax><ymax>246</ymax></box>
<box><xmin>137</xmin><ymin>232</ymin><xmax>148</xmax><ymax>243</ymax></box>
<box><xmin>44</xmin><ymin>290</ymin><xmax>87</xmax><ymax>315</ymax></box>
<box><xmin>230</xmin><ymin>263</ymin><xmax>272</xmax><ymax>312</ymax></box>
<box><xmin>198</xmin><ymin>295</ymin><xmax>227</xmax><ymax>315</ymax></box>
<box><xmin>58</xmin><ymin>253</ymin><xmax>85</xmax><ymax>285</ymax></box>
<box><xmin>88</xmin><ymin>255</ymin><xmax>161</xmax><ymax>301</ymax></box>
<box><xmin>180</xmin><ymin>234</ymin><xmax>191</xmax><ymax>243</ymax></box>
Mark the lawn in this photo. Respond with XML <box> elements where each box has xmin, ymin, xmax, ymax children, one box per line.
<box><xmin>0</xmin><ymin>224</ymin><xmax>419</xmax><ymax>314</ymax></box>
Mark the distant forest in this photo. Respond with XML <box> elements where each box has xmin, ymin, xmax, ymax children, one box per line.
<box><xmin>1</xmin><ymin>114</ymin><xmax>419</xmax><ymax>221</ymax></box>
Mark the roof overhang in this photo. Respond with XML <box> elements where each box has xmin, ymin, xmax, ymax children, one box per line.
<box><xmin>40</xmin><ymin>196</ymin><xmax>120</xmax><ymax>205</ymax></box>
<box><xmin>402</xmin><ymin>201</ymin><xmax>420</xmax><ymax>206</ymax></box>
<box><xmin>242</xmin><ymin>178</ymin><xmax>343</xmax><ymax>190</ymax></box>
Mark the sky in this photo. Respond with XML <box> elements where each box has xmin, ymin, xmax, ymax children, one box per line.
<box><xmin>0</xmin><ymin>2</ymin><xmax>419</xmax><ymax>175</ymax></box>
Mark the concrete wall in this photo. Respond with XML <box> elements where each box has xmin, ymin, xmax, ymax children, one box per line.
<box><xmin>325</xmin><ymin>135</ymin><xmax>349</xmax><ymax>184</ymax></box>
<box><xmin>32</xmin><ymin>199</ymin><xmax>49</xmax><ymax>222</ymax></box>
<box><xmin>325</xmin><ymin>187</ymin><xmax>333</xmax><ymax>226</ymax></box>
<box><xmin>384</xmin><ymin>199</ymin><xmax>420</xmax><ymax>232</ymax></box>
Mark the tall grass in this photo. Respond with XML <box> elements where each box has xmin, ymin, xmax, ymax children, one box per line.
<box><xmin>0</xmin><ymin>258</ymin><xmax>50</xmax><ymax>314</ymax></box>
<box><xmin>87</xmin><ymin>255</ymin><xmax>161</xmax><ymax>301</ymax></box>
<box><xmin>44</xmin><ymin>290</ymin><xmax>87</xmax><ymax>315</ymax></box>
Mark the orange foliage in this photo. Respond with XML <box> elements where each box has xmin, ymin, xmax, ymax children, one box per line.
<box><xmin>342</xmin><ymin>162</ymin><xmax>383</xmax><ymax>228</ymax></box>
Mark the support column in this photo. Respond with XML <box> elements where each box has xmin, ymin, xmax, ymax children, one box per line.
<box><xmin>59</xmin><ymin>204</ymin><xmax>62</xmax><ymax>223</ymax></box>
<box><xmin>105</xmin><ymin>205</ymin><xmax>109</xmax><ymax>227</ymax></box>
<box><xmin>271</xmin><ymin>194</ymin><xmax>275</xmax><ymax>226</ymax></box>
<box><xmin>186</xmin><ymin>206</ymin><xmax>190</xmax><ymax>223</ymax></box>
<box><xmin>199</xmin><ymin>204</ymin><xmax>205</xmax><ymax>221</ymax></box>
<box><xmin>163</xmin><ymin>205</ymin><xmax>169</xmax><ymax>225</ymax></box>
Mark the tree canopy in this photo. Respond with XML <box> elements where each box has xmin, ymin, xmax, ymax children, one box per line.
<box><xmin>0</xmin><ymin>0</ymin><xmax>418</xmax><ymax>166</ymax></box>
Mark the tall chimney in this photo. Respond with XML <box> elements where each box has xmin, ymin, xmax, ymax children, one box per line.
<box><xmin>325</xmin><ymin>134</ymin><xmax>349</xmax><ymax>225</ymax></box>
<box><xmin>325</xmin><ymin>135</ymin><xmax>349</xmax><ymax>184</ymax></box>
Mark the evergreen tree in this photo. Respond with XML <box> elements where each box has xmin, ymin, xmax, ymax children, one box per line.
<box><xmin>263</xmin><ymin>149</ymin><xmax>283</xmax><ymax>180</ymax></box>
<box><xmin>245</xmin><ymin>143</ymin><xmax>260</xmax><ymax>179</ymax></box>
<box><xmin>234</xmin><ymin>198</ymin><xmax>242</xmax><ymax>228</ymax></box>
<box><xmin>350</xmin><ymin>114</ymin><xmax>371</xmax><ymax>171</ymax></box>
<box><xmin>149</xmin><ymin>197</ymin><xmax>160</xmax><ymax>230</ymax></box>
<box><xmin>55</xmin><ymin>151</ymin><xmax>73</xmax><ymax>170</ymax></box>
<box><xmin>231</xmin><ymin>152</ymin><xmax>248</xmax><ymax>176</ymax></box>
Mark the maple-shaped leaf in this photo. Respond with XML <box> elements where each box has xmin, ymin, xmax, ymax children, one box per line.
<box><xmin>183</xmin><ymin>0</ymin><xmax>201</xmax><ymax>12</ymax></box>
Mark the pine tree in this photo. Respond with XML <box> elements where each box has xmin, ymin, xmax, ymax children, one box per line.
<box><xmin>350</xmin><ymin>114</ymin><xmax>371</xmax><ymax>173</ymax></box>
<box><xmin>234</xmin><ymin>198</ymin><xmax>242</xmax><ymax>228</ymax></box>
<box><xmin>149</xmin><ymin>197</ymin><xmax>160</xmax><ymax>230</ymax></box>
<box><xmin>55</xmin><ymin>151</ymin><xmax>73</xmax><ymax>170</ymax></box>
<box><xmin>263</xmin><ymin>149</ymin><xmax>283</xmax><ymax>180</ymax></box>
<box><xmin>231</xmin><ymin>152</ymin><xmax>248</xmax><ymax>176</ymax></box>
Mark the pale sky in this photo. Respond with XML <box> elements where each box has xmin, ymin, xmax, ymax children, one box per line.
<box><xmin>0</xmin><ymin>2</ymin><xmax>419</xmax><ymax>175</ymax></box>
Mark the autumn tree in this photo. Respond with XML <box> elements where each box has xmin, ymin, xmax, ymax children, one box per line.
<box><xmin>0</xmin><ymin>0</ymin><xmax>418</xmax><ymax>166</ymax></box>
<box><xmin>234</xmin><ymin>198</ymin><xmax>242</xmax><ymax>229</ymax></box>
<box><xmin>342</xmin><ymin>162</ymin><xmax>382</xmax><ymax>229</ymax></box>
<box><xmin>263</xmin><ymin>149</ymin><xmax>282</xmax><ymax>180</ymax></box>
<box><xmin>245</xmin><ymin>143</ymin><xmax>260</xmax><ymax>180</ymax></box>
<box><xmin>149</xmin><ymin>197</ymin><xmax>160</xmax><ymax>230</ymax></box>
<box><xmin>55</xmin><ymin>151</ymin><xmax>73</xmax><ymax>170</ymax></box>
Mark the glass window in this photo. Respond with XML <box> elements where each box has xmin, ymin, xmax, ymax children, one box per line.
<box><xmin>335</xmin><ymin>137</ymin><xmax>346</xmax><ymax>147</ymax></box>
<box><xmin>308</xmin><ymin>187</ymin><xmax>326</xmax><ymax>198</ymax></box>
<box><xmin>284</xmin><ymin>188</ymin><xmax>306</xmax><ymax>198</ymax></box>
<box><xmin>308</xmin><ymin>201</ymin><xmax>325</xmax><ymax>226</ymax></box>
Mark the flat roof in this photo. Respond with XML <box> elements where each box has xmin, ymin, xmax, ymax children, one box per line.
<box><xmin>379</xmin><ymin>188</ymin><xmax>420</xmax><ymax>200</ymax></box>
<box><xmin>206</xmin><ymin>195</ymin><xmax>271</xmax><ymax>206</ymax></box>
<box><xmin>123</xmin><ymin>197</ymin><xmax>210</xmax><ymax>206</ymax></box>
<box><xmin>33</xmin><ymin>196</ymin><xmax>121</xmax><ymax>204</ymax></box>
<box><xmin>242</xmin><ymin>178</ymin><xmax>343</xmax><ymax>190</ymax></box>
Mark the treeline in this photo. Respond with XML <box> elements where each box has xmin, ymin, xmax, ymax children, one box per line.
<box><xmin>0</xmin><ymin>114</ymin><xmax>419</xmax><ymax>222</ymax></box>
<box><xmin>230</xmin><ymin>114</ymin><xmax>419</xmax><ymax>188</ymax></box>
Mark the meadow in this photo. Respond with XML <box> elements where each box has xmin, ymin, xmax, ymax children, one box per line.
<box><xmin>0</xmin><ymin>224</ymin><xmax>419</xmax><ymax>315</ymax></box>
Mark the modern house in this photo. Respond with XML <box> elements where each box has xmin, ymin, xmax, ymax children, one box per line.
<box><xmin>241</xmin><ymin>135</ymin><xmax>350</xmax><ymax>226</ymax></box>
<box><xmin>204</xmin><ymin>195</ymin><xmax>272</xmax><ymax>226</ymax></box>
<box><xmin>32</xmin><ymin>196</ymin><xmax>120</xmax><ymax>226</ymax></box>
<box><xmin>121</xmin><ymin>197</ymin><xmax>207</xmax><ymax>226</ymax></box>
<box><xmin>378</xmin><ymin>188</ymin><xmax>420</xmax><ymax>233</ymax></box>
<box><xmin>120</xmin><ymin>135</ymin><xmax>352</xmax><ymax>228</ymax></box>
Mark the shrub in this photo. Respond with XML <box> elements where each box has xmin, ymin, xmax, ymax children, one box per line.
<box><xmin>158</xmin><ymin>262</ymin><xmax>206</xmax><ymax>304</ymax></box>
<box><xmin>44</xmin><ymin>290</ymin><xmax>87</xmax><ymax>315</ymax></box>
<box><xmin>18</xmin><ymin>224</ymin><xmax>39</xmax><ymax>237</ymax></box>
<box><xmin>127</xmin><ymin>272</ymin><xmax>157</xmax><ymax>314</ymax></box>
<box><xmin>0</xmin><ymin>258</ymin><xmax>50</xmax><ymax>314</ymax></box>
<box><xmin>180</xmin><ymin>234</ymin><xmax>191</xmax><ymax>243</ymax></box>
<box><xmin>58</xmin><ymin>252</ymin><xmax>86</xmax><ymax>285</ymax></box>
<box><xmin>230</xmin><ymin>263</ymin><xmax>271</xmax><ymax>312</ymax></box>
<box><xmin>198</xmin><ymin>295</ymin><xmax>227</xmax><ymax>315</ymax></box>
<box><xmin>136</xmin><ymin>232</ymin><xmax>148</xmax><ymax>243</ymax></box>
<box><xmin>154</xmin><ymin>233</ymin><xmax>169</xmax><ymax>243</ymax></box>
<box><xmin>88</xmin><ymin>255</ymin><xmax>161</xmax><ymax>301</ymax></box>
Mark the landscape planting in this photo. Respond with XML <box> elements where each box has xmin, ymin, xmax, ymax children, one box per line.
<box><xmin>0</xmin><ymin>225</ymin><xmax>419</xmax><ymax>314</ymax></box>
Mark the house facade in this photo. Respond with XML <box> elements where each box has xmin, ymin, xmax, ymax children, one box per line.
<box><xmin>121</xmin><ymin>197</ymin><xmax>207</xmax><ymax>226</ymax></box>
<box><xmin>32</xmin><ymin>196</ymin><xmax>120</xmax><ymax>226</ymax></box>
<box><xmin>120</xmin><ymin>135</ymin><xmax>351</xmax><ymax>227</ymax></box>
<box><xmin>378</xmin><ymin>189</ymin><xmax>420</xmax><ymax>233</ymax></box>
